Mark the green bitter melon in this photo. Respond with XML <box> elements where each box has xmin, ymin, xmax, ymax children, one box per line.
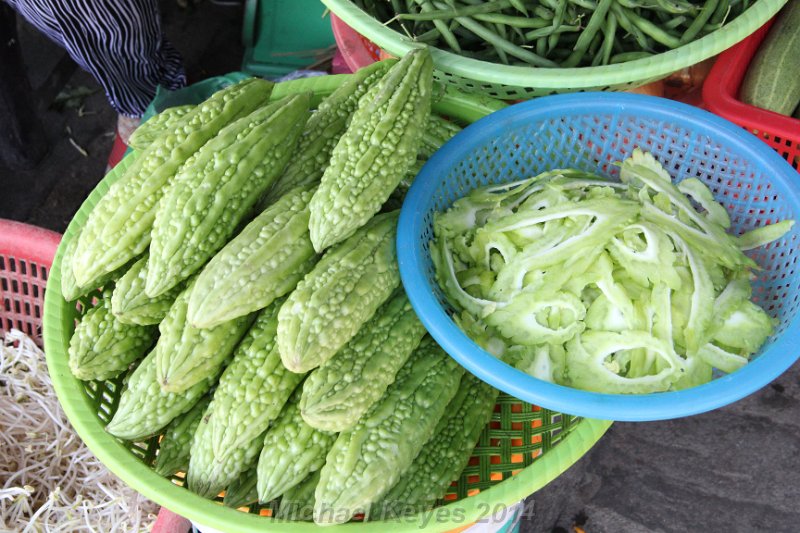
<box><xmin>261</xmin><ymin>59</ymin><xmax>396</xmax><ymax>207</ymax></box>
<box><xmin>223</xmin><ymin>469</ymin><xmax>259</xmax><ymax>509</ymax></box>
<box><xmin>68</xmin><ymin>289</ymin><xmax>156</xmax><ymax>381</ymax></box>
<box><xmin>186</xmin><ymin>299</ymin><xmax>304</xmax><ymax>498</ymax></box>
<box><xmin>313</xmin><ymin>336</ymin><xmax>464</xmax><ymax>525</ymax></box>
<box><xmin>277</xmin><ymin>211</ymin><xmax>400</xmax><ymax>374</ymax></box>
<box><xmin>308</xmin><ymin>49</ymin><xmax>433</xmax><ymax>252</ymax></box>
<box><xmin>300</xmin><ymin>290</ymin><xmax>426</xmax><ymax>432</ymax></box>
<box><xmin>111</xmin><ymin>253</ymin><xmax>185</xmax><ymax>325</ymax></box>
<box><xmin>155</xmin><ymin>276</ymin><xmax>254</xmax><ymax>393</ymax></box>
<box><xmin>127</xmin><ymin>105</ymin><xmax>195</xmax><ymax>151</ymax></box>
<box><xmin>374</xmin><ymin>374</ymin><xmax>498</xmax><ymax>517</ymax></box>
<box><xmin>145</xmin><ymin>92</ymin><xmax>311</xmax><ymax>298</ymax></box>
<box><xmin>187</xmin><ymin>185</ymin><xmax>317</xmax><ymax>329</ymax></box>
<box><xmin>72</xmin><ymin>78</ymin><xmax>273</xmax><ymax>288</ymax></box>
<box><xmin>153</xmin><ymin>394</ymin><xmax>212</xmax><ymax>477</ymax></box>
<box><xmin>276</xmin><ymin>470</ymin><xmax>320</xmax><ymax>521</ymax></box>
<box><xmin>105</xmin><ymin>348</ymin><xmax>216</xmax><ymax>441</ymax></box>
<box><xmin>256</xmin><ymin>388</ymin><xmax>336</xmax><ymax>504</ymax></box>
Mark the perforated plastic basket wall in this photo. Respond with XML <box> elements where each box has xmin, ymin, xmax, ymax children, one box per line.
<box><xmin>0</xmin><ymin>219</ymin><xmax>61</xmax><ymax>346</ymax></box>
<box><xmin>398</xmin><ymin>92</ymin><xmax>800</xmax><ymax>422</ymax></box>
<box><xmin>42</xmin><ymin>74</ymin><xmax>611</xmax><ymax>533</ymax></box>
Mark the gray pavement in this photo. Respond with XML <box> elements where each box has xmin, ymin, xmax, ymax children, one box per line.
<box><xmin>2</xmin><ymin>2</ymin><xmax>798</xmax><ymax>532</ymax></box>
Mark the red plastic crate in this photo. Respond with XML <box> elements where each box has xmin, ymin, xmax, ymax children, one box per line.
<box><xmin>0</xmin><ymin>219</ymin><xmax>61</xmax><ymax>346</ymax></box>
<box><xmin>704</xmin><ymin>18</ymin><xmax>800</xmax><ymax>172</ymax></box>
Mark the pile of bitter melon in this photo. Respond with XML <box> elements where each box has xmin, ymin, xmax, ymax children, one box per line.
<box><xmin>63</xmin><ymin>49</ymin><xmax>499</xmax><ymax>525</ymax></box>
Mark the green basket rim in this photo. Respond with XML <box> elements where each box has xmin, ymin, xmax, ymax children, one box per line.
<box><xmin>43</xmin><ymin>73</ymin><xmax>612</xmax><ymax>532</ymax></box>
<box><xmin>321</xmin><ymin>0</ymin><xmax>787</xmax><ymax>90</ymax></box>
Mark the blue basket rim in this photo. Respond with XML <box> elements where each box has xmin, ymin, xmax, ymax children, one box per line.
<box><xmin>398</xmin><ymin>91</ymin><xmax>800</xmax><ymax>422</ymax></box>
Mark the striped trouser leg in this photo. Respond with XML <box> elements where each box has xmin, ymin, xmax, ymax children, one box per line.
<box><xmin>5</xmin><ymin>0</ymin><xmax>186</xmax><ymax>117</ymax></box>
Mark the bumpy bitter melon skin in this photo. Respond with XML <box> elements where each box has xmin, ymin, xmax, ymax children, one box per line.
<box><xmin>374</xmin><ymin>374</ymin><xmax>499</xmax><ymax>517</ymax></box>
<box><xmin>153</xmin><ymin>394</ymin><xmax>211</xmax><ymax>477</ymax></box>
<box><xmin>308</xmin><ymin>49</ymin><xmax>433</xmax><ymax>252</ymax></box>
<box><xmin>261</xmin><ymin>60</ymin><xmax>396</xmax><ymax>207</ymax></box>
<box><xmin>155</xmin><ymin>276</ymin><xmax>254</xmax><ymax>393</ymax></box>
<box><xmin>68</xmin><ymin>289</ymin><xmax>157</xmax><ymax>381</ymax></box>
<box><xmin>277</xmin><ymin>211</ymin><xmax>400</xmax><ymax>373</ymax></box>
<box><xmin>276</xmin><ymin>470</ymin><xmax>320</xmax><ymax>521</ymax></box>
<box><xmin>127</xmin><ymin>104</ymin><xmax>195</xmax><ymax>151</ymax></box>
<box><xmin>111</xmin><ymin>253</ymin><xmax>184</xmax><ymax>325</ymax></box>
<box><xmin>300</xmin><ymin>291</ymin><xmax>426</xmax><ymax>432</ymax></box>
<box><xmin>185</xmin><ymin>299</ymin><xmax>304</xmax><ymax>498</ymax></box>
<box><xmin>313</xmin><ymin>336</ymin><xmax>464</xmax><ymax>525</ymax></box>
<box><xmin>188</xmin><ymin>425</ymin><xmax>266</xmax><ymax>499</ymax></box>
<box><xmin>145</xmin><ymin>93</ymin><xmax>312</xmax><ymax>298</ymax></box>
<box><xmin>223</xmin><ymin>468</ymin><xmax>259</xmax><ymax>509</ymax></box>
<box><xmin>105</xmin><ymin>348</ymin><xmax>215</xmax><ymax>441</ymax></box>
<box><xmin>72</xmin><ymin>78</ymin><xmax>273</xmax><ymax>288</ymax></box>
<box><xmin>187</xmin><ymin>186</ymin><xmax>317</xmax><ymax>329</ymax></box>
<box><xmin>417</xmin><ymin>114</ymin><xmax>462</xmax><ymax>159</ymax></box>
<box><xmin>61</xmin><ymin>192</ymin><xmax>140</xmax><ymax>302</ymax></box>
<box><xmin>256</xmin><ymin>388</ymin><xmax>336</xmax><ymax>504</ymax></box>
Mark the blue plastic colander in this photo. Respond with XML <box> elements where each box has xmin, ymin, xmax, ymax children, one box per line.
<box><xmin>397</xmin><ymin>92</ymin><xmax>800</xmax><ymax>422</ymax></box>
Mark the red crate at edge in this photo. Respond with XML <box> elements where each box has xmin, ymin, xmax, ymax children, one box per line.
<box><xmin>703</xmin><ymin>18</ymin><xmax>800</xmax><ymax>172</ymax></box>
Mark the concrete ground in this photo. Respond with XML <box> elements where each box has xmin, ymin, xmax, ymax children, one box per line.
<box><xmin>1</xmin><ymin>2</ymin><xmax>798</xmax><ymax>532</ymax></box>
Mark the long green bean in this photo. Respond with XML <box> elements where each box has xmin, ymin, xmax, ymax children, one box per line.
<box><xmin>598</xmin><ymin>11</ymin><xmax>617</xmax><ymax>66</ymax></box>
<box><xmin>444</xmin><ymin>12</ymin><xmax>559</xmax><ymax>66</ymax></box>
<box><xmin>680</xmin><ymin>0</ymin><xmax>718</xmax><ymax>45</ymax></box>
<box><xmin>568</xmin><ymin>0</ymin><xmax>598</xmax><ymax>10</ymax></box>
<box><xmin>663</xmin><ymin>16</ymin><xmax>688</xmax><ymax>31</ymax></box>
<box><xmin>473</xmin><ymin>13</ymin><xmax>551</xmax><ymax>29</ymax></box>
<box><xmin>509</xmin><ymin>0</ymin><xmax>529</xmax><ymax>15</ymax></box>
<box><xmin>358</xmin><ymin>0</ymin><xmax>747</xmax><ymax>68</ymax></box>
<box><xmin>397</xmin><ymin>0</ymin><xmax>513</xmax><ymax>21</ymax></box>
<box><xmin>413</xmin><ymin>0</ymin><xmax>462</xmax><ymax>51</ymax></box>
<box><xmin>563</xmin><ymin>0</ymin><xmax>614</xmax><ymax>67</ymax></box>
<box><xmin>523</xmin><ymin>24</ymin><xmax>581</xmax><ymax>41</ymax></box>
<box><xmin>610</xmin><ymin>51</ymin><xmax>653</xmax><ymax>63</ymax></box>
<box><xmin>611</xmin><ymin>2</ymin><xmax>653</xmax><ymax>51</ymax></box>
<box><xmin>622</xmin><ymin>6</ymin><xmax>682</xmax><ymax>48</ymax></box>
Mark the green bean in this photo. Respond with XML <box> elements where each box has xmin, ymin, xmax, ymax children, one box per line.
<box><xmin>663</xmin><ymin>15</ymin><xmax>687</xmax><ymax>31</ymax></box>
<box><xmin>439</xmin><ymin>10</ymin><xmax>558</xmax><ymax>66</ymax></box>
<box><xmin>533</xmin><ymin>6</ymin><xmax>555</xmax><ymax>19</ymax></box>
<box><xmin>568</xmin><ymin>0</ymin><xmax>598</xmax><ymax>10</ymax></box>
<box><xmin>654</xmin><ymin>0</ymin><xmax>698</xmax><ymax>15</ymax></box>
<box><xmin>493</xmin><ymin>22</ymin><xmax>511</xmax><ymax>64</ymax></box>
<box><xmin>562</xmin><ymin>0</ymin><xmax>613</xmax><ymax>67</ymax></box>
<box><xmin>412</xmin><ymin>27</ymin><xmax>442</xmax><ymax>42</ymax></box>
<box><xmin>412</xmin><ymin>0</ymin><xmax>463</xmax><ymax>51</ymax></box>
<box><xmin>539</xmin><ymin>0</ymin><xmax>561</xmax><ymax>10</ymax></box>
<box><xmin>509</xmin><ymin>0</ymin><xmax>529</xmax><ymax>16</ymax></box>
<box><xmin>611</xmin><ymin>2</ymin><xmax>652</xmax><ymax>51</ymax></box>
<box><xmin>680</xmin><ymin>0</ymin><xmax>718</xmax><ymax>44</ymax></box>
<box><xmin>397</xmin><ymin>0</ymin><xmax>512</xmax><ymax>20</ymax></box>
<box><xmin>473</xmin><ymin>13</ymin><xmax>551</xmax><ymax>29</ymax></box>
<box><xmin>623</xmin><ymin>7</ymin><xmax>682</xmax><ymax>48</ymax></box>
<box><xmin>523</xmin><ymin>24</ymin><xmax>580</xmax><ymax>41</ymax></box>
<box><xmin>610</xmin><ymin>51</ymin><xmax>653</xmax><ymax>63</ymax></box>
<box><xmin>598</xmin><ymin>11</ymin><xmax>617</xmax><ymax>66</ymax></box>
<box><xmin>547</xmin><ymin>0</ymin><xmax>568</xmax><ymax>53</ymax></box>
<box><xmin>536</xmin><ymin>35</ymin><xmax>548</xmax><ymax>57</ymax></box>
<box><xmin>710</xmin><ymin>0</ymin><xmax>731</xmax><ymax>25</ymax></box>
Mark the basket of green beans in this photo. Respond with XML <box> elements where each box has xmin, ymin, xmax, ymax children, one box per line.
<box><xmin>321</xmin><ymin>0</ymin><xmax>787</xmax><ymax>99</ymax></box>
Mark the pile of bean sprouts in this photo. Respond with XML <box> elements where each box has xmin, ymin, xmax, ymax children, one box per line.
<box><xmin>0</xmin><ymin>329</ymin><xmax>157</xmax><ymax>532</ymax></box>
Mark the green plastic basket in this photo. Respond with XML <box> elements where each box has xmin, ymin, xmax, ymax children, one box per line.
<box><xmin>321</xmin><ymin>0</ymin><xmax>788</xmax><ymax>99</ymax></box>
<box><xmin>42</xmin><ymin>74</ymin><xmax>611</xmax><ymax>533</ymax></box>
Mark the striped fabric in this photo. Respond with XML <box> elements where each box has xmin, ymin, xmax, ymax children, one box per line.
<box><xmin>5</xmin><ymin>0</ymin><xmax>186</xmax><ymax>117</ymax></box>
